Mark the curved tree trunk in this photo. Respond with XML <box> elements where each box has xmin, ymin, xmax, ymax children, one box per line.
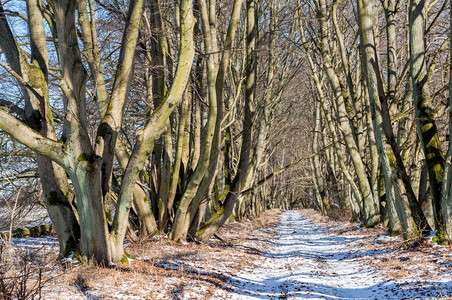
<box><xmin>111</xmin><ymin>0</ymin><xmax>195</xmax><ymax>260</ymax></box>
<box><xmin>196</xmin><ymin>0</ymin><xmax>257</xmax><ymax>242</ymax></box>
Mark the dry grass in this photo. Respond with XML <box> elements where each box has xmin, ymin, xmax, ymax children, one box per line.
<box><xmin>41</xmin><ymin>209</ymin><xmax>283</xmax><ymax>299</ymax></box>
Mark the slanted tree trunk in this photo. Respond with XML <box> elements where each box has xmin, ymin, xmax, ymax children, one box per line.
<box><xmin>77</xmin><ymin>0</ymin><xmax>158</xmax><ymax>237</ymax></box>
<box><xmin>170</xmin><ymin>0</ymin><xmax>243</xmax><ymax>241</ymax></box>
<box><xmin>357</xmin><ymin>0</ymin><xmax>422</xmax><ymax>237</ymax></box>
<box><xmin>317</xmin><ymin>0</ymin><xmax>379</xmax><ymax>226</ymax></box>
<box><xmin>110</xmin><ymin>0</ymin><xmax>195</xmax><ymax>260</ymax></box>
<box><xmin>195</xmin><ymin>0</ymin><xmax>257</xmax><ymax>242</ymax></box>
<box><xmin>170</xmin><ymin>0</ymin><xmax>219</xmax><ymax>241</ymax></box>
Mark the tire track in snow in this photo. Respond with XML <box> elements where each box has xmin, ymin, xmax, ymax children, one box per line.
<box><xmin>214</xmin><ymin>210</ymin><xmax>391</xmax><ymax>299</ymax></box>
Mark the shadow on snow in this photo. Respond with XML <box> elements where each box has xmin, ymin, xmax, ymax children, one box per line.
<box><xmin>146</xmin><ymin>257</ymin><xmax>452</xmax><ymax>300</ymax></box>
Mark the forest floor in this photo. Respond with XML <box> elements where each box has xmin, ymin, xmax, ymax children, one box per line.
<box><xmin>3</xmin><ymin>208</ymin><xmax>452</xmax><ymax>299</ymax></box>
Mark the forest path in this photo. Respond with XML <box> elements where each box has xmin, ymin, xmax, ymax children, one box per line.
<box><xmin>214</xmin><ymin>210</ymin><xmax>389</xmax><ymax>299</ymax></box>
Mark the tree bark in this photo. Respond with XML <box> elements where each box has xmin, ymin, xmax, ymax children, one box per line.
<box><xmin>440</xmin><ymin>0</ymin><xmax>452</xmax><ymax>242</ymax></box>
<box><xmin>111</xmin><ymin>0</ymin><xmax>195</xmax><ymax>259</ymax></box>
<box><xmin>196</xmin><ymin>0</ymin><xmax>257</xmax><ymax>241</ymax></box>
<box><xmin>409</xmin><ymin>0</ymin><xmax>445</xmax><ymax>239</ymax></box>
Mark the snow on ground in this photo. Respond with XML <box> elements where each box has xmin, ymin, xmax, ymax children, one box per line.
<box><xmin>0</xmin><ymin>204</ymin><xmax>50</xmax><ymax>231</ymax></box>
<box><xmin>3</xmin><ymin>209</ymin><xmax>452</xmax><ymax>299</ymax></box>
<box><xmin>214</xmin><ymin>210</ymin><xmax>452</xmax><ymax>299</ymax></box>
<box><xmin>10</xmin><ymin>235</ymin><xmax>59</xmax><ymax>249</ymax></box>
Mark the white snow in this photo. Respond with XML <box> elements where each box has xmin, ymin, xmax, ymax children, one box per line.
<box><xmin>213</xmin><ymin>210</ymin><xmax>451</xmax><ymax>299</ymax></box>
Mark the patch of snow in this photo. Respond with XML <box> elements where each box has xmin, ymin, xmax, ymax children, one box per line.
<box><xmin>62</xmin><ymin>251</ymin><xmax>80</xmax><ymax>265</ymax></box>
<box><xmin>375</xmin><ymin>233</ymin><xmax>399</xmax><ymax>243</ymax></box>
<box><xmin>213</xmin><ymin>210</ymin><xmax>452</xmax><ymax>299</ymax></box>
<box><xmin>427</xmin><ymin>230</ymin><xmax>438</xmax><ymax>243</ymax></box>
<box><xmin>10</xmin><ymin>235</ymin><xmax>59</xmax><ymax>249</ymax></box>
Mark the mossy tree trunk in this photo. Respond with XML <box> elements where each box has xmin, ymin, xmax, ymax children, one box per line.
<box><xmin>77</xmin><ymin>0</ymin><xmax>158</xmax><ymax>237</ymax></box>
<box><xmin>195</xmin><ymin>0</ymin><xmax>257</xmax><ymax>242</ymax></box>
<box><xmin>169</xmin><ymin>0</ymin><xmax>218</xmax><ymax>241</ymax></box>
<box><xmin>110</xmin><ymin>0</ymin><xmax>195</xmax><ymax>260</ymax></box>
<box><xmin>0</xmin><ymin>0</ymin><xmax>195</xmax><ymax>264</ymax></box>
<box><xmin>170</xmin><ymin>0</ymin><xmax>243</xmax><ymax>241</ymax></box>
<box><xmin>409</xmin><ymin>0</ymin><xmax>445</xmax><ymax>240</ymax></box>
<box><xmin>357</xmin><ymin>0</ymin><xmax>424</xmax><ymax>237</ymax></box>
<box><xmin>440</xmin><ymin>0</ymin><xmax>452</xmax><ymax>242</ymax></box>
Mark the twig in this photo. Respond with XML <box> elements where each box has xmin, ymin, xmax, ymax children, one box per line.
<box><xmin>213</xmin><ymin>233</ymin><xmax>225</xmax><ymax>242</ymax></box>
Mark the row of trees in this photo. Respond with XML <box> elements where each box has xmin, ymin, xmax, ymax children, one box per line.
<box><xmin>303</xmin><ymin>0</ymin><xmax>451</xmax><ymax>243</ymax></box>
<box><xmin>0</xmin><ymin>0</ymin><xmax>450</xmax><ymax>264</ymax></box>
<box><xmin>0</xmin><ymin>0</ymin><xmax>305</xmax><ymax>264</ymax></box>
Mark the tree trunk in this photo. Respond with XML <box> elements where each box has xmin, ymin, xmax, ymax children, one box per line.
<box><xmin>440</xmin><ymin>0</ymin><xmax>452</xmax><ymax>242</ymax></box>
<box><xmin>0</xmin><ymin>0</ymin><xmax>80</xmax><ymax>257</ymax></box>
<box><xmin>312</xmin><ymin>100</ymin><xmax>325</xmax><ymax>214</ymax></box>
<box><xmin>409</xmin><ymin>0</ymin><xmax>445</xmax><ymax>240</ymax></box>
<box><xmin>111</xmin><ymin>0</ymin><xmax>195</xmax><ymax>259</ymax></box>
<box><xmin>195</xmin><ymin>0</ymin><xmax>257</xmax><ymax>242</ymax></box>
<box><xmin>317</xmin><ymin>0</ymin><xmax>379</xmax><ymax>226</ymax></box>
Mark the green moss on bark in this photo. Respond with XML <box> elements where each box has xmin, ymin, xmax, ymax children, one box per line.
<box><xmin>432</xmin><ymin>227</ymin><xmax>448</xmax><ymax>245</ymax></box>
<box><xmin>119</xmin><ymin>251</ymin><xmax>136</xmax><ymax>264</ymax></box>
<box><xmin>77</xmin><ymin>154</ymin><xmax>88</xmax><ymax>162</ymax></box>
<box><xmin>13</xmin><ymin>228</ymin><xmax>30</xmax><ymax>237</ymax></box>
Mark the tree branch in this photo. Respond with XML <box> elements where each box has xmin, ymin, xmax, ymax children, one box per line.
<box><xmin>0</xmin><ymin>98</ymin><xmax>26</xmax><ymax>120</ymax></box>
<box><xmin>0</xmin><ymin>172</ymin><xmax>39</xmax><ymax>183</ymax></box>
<box><xmin>0</xmin><ymin>61</ymin><xmax>45</xmax><ymax>101</ymax></box>
<box><xmin>0</xmin><ymin>108</ymin><xmax>66</xmax><ymax>167</ymax></box>
<box><xmin>2</xmin><ymin>9</ymin><xmax>28</xmax><ymax>22</ymax></box>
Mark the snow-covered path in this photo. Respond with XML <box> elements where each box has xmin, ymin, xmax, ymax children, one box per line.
<box><xmin>215</xmin><ymin>210</ymin><xmax>389</xmax><ymax>299</ymax></box>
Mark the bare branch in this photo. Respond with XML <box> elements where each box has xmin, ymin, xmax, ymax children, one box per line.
<box><xmin>0</xmin><ymin>61</ymin><xmax>45</xmax><ymax>101</ymax></box>
<box><xmin>240</xmin><ymin>143</ymin><xmax>333</xmax><ymax>196</ymax></box>
<box><xmin>0</xmin><ymin>98</ymin><xmax>25</xmax><ymax>120</ymax></box>
<box><xmin>2</xmin><ymin>9</ymin><xmax>28</xmax><ymax>22</ymax></box>
<box><xmin>0</xmin><ymin>108</ymin><xmax>66</xmax><ymax>167</ymax></box>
